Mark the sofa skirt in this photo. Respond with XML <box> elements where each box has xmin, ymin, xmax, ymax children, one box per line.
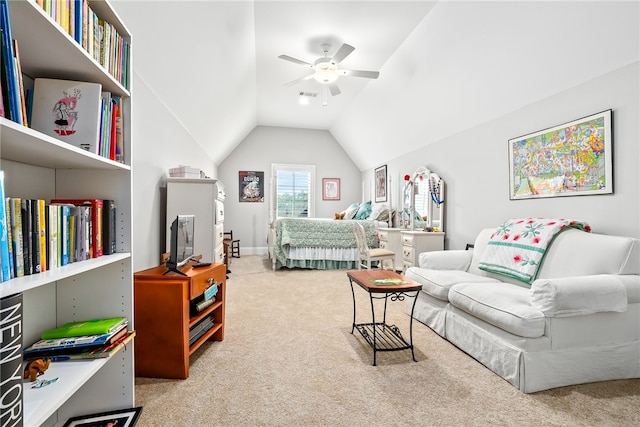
<box><xmin>445</xmin><ymin>306</ymin><xmax>640</xmax><ymax>393</ymax></box>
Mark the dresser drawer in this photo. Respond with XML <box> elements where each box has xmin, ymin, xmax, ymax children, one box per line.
<box><xmin>402</xmin><ymin>234</ymin><xmax>416</xmax><ymax>247</ymax></box>
<box><xmin>402</xmin><ymin>246</ymin><xmax>415</xmax><ymax>261</ymax></box>
<box><xmin>190</xmin><ymin>268</ymin><xmax>218</xmax><ymax>300</ymax></box>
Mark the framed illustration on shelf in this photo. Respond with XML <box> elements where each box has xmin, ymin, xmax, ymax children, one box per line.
<box><xmin>508</xmin><ymin>109</ymin><xmax>613</xmax><ymax>200</ymax></box>
<box><xmin>322</xmin><ymin>178</ymin><xmax>340</xmax><ymax>200</ymax></box>
<box><xmin>374</xmin><ymin>165</ymin><xmax>387</xmax><ymax>203</ymax></box>
<box><xmin>239</xmin><ymin>171</ymin><xmax>264</xmax><ymax>202</ymax></box>
<box><xmin>63</xmin><ymin>407</ymin><xmax>143</xmax><ymax>427</ymax></box>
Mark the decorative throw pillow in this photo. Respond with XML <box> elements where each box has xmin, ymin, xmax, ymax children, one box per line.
<box><xmin>368</xmin><ymin>203</ymin><xmax>387</xmax><ymax>220</ymax></box>
<box><xmin>344</xmin><ymin>203</ymin><xmax>359</xmax><ymax>219</ymax></box>
<box><xmin>354</xmin><ymin>201</ymin><xmax>372</xmax><ymax>220</ymax></box>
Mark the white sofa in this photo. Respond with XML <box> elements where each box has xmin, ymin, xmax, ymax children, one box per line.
<box><xmin>405</xmin><ymin>227</ymin><xmax>640</xmax><ymax>393</ymax></box>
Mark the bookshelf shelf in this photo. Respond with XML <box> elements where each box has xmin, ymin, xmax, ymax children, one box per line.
<box><xmin>0</xmin><ymin>253</ymin><xmax>131</xmax><ymax>299</ymax></box>
<box><xmin>0</xmin><ymin>1</ymin><xmax>134</xmax><ymax>425</ymax></box>
<box><xmin>24</xmin><ymin>359</ymin><xmax>108</xmax><ymax>427</ymax></box>
<box><xmin>0</xmin><ymin>118</ymin><xmax>131</xmax><ymax>171</ymax></box>
<box><xmin>9</xmin><ymin>0</ymin><xmax>130</xmax><ymax>95</ymax></box>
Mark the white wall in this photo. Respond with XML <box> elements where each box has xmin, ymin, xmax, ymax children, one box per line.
<box><xmin>218</xmin><ymin>126</ymin><xmax>361</xmax><ymax>254</ymax></box>
<box><xmin>371</xmin><ymin>62</ymin><xmax>640</xmax><ymax>250</ymax></box>
<box><xmin>130</xmin><ymin>76</ymin><xmax>216</xmax><ymax>271</ymax></box>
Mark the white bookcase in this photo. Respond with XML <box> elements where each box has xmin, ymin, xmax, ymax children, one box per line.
<box><xmin>0</xmin><ymin>1</ymin><xmax>133</xmax><ymax>426</ymax></box>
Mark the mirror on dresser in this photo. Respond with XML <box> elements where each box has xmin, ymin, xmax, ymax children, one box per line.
<box><xmin>408</xmin><ymin>166</ymin><xmax>445</xmax><ymax>232</ymax></box>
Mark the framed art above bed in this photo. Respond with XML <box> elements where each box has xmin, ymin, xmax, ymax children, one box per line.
<box><xmin>375</xmin><ymin>165</ymin><xmax>387</xmax><ymax>203</ymax></box>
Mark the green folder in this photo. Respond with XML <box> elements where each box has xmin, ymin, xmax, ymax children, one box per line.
<box><xmin>41</xmin><ymin>317</ymin><xmax>127</xmax><ymax>340</ymax></box>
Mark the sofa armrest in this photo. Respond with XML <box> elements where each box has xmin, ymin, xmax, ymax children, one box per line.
<box><xmin>530</xmin><ymin>274</ymin><xmax>630</xmax><ymax>317</ymax></box>
<box><xmin>418</xmin><ymin>250</ymin><xmax>472</xmax><ymax>271</ymax></box>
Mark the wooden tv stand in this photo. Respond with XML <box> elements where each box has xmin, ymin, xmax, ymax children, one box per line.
<box><xmin>134</xmin><ymin>262</ymin><xmax>226</xmax><ymax>379</ymax></box>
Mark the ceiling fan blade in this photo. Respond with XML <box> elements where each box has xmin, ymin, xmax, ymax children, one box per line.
<box><xmin>283</xmin><ymin>73</ymin><xmax>315</xmax><ymax>87</ymax></box>
<box><xmin>331</xmin><ymin>43</ymin><xmax>355</xmax><ymax>64</ymax></box>
<box><xmin>278</xmin><ymin>55</ymin><xmax>313</xmax><ymax>67</ymax></box>
<box><xmin>339</xmin><ymin>69</ymin><xmax>380</xmax><ymax>79</ymax></box>
<box><xmin>328</xmin><ymin>82</ymin><xmax>341</xmax><ymax>96</ymax></box>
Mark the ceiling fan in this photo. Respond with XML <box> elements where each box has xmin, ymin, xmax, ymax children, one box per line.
<box><xmin>278</xmin><ymin>43</ymin><xmax>380</xmax><ymax>106</ymax></box>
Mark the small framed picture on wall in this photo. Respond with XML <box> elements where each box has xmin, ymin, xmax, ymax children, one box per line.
<box><xmin>374</xmin><ymin>165</ymin><xmax>387</xmax><ymax>203</ymax></box>
<box><xmin>322</xmin><ymin>178</ymin><xmax>340</xmax><ymax>200</ymax></box>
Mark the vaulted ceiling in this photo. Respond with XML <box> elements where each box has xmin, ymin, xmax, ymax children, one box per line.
<box><xmin>112</xmin><ymin>1</ymin><xmax>639</xmax><ymax>171</ymax></box>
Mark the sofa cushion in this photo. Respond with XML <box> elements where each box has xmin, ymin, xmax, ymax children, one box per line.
<box><xmin>449</xmin><ymin>282</ymin><xmax>546</xmax><ymax>338</ymax></box>
<box><xmin>405</xmin><ymin>268</ymin><xmax>500</xmax><ymax>301</ymax></box>
<box><xmin>530</xmin><ymin>275</ymin><xmax>629</xmax><ymax>317</ymax></box>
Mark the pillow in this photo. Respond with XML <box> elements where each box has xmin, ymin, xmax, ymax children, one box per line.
<box><xmin>354</xmin><ymin>201</ymin><xmax>372</xmax><ymax>220</ymax></box>
<box><xmin>368</xmin><ymin>203</ymin><xmax>387</xmax><ymax>220</ymax></box>
<box><xmin>344</xmin><ymin>203</ymin><xmax>359</xmax><ymax>219</ymax></box>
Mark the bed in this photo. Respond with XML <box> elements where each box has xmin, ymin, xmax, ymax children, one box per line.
<box><xmin>267</xmin><ymin>218</ymin><xmax>387</xmax><ymax>270</ymax></box>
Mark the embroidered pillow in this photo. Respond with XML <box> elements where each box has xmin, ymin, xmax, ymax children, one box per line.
<box><xmin>344</xmin><ymin>203</ymin><xmax>359</xmax><ymax>219</ymax></box>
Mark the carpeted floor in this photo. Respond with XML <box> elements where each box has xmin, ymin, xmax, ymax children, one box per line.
<box><xmin>133</xmin><ymin>256</ymin><xmax>640</xmax><ymax>426</ymax></box>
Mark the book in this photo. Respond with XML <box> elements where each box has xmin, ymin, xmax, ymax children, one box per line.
<box><xmin>0</xmin><ymin>171</ymin><xmax>10</xmax><ymax>282</ymax></box>
<box><xmin>37</xmin><ymin>199</ymin><xmax>46</xmax><ymax>272</ymax></box>
<box><xmin>30</xmin><ymin>199</ymin><xmax>41</xmax><ymax>273</ymax></box>
<box><xmin>5</xmin><ymin>197</ymin><xmax>13</xmax><ymax>280</ymax></box>
<box><xmin>20</xmin><ymin>199</ymin><xmax>31</xmax><ymax>275</ymax></box>
<box><xmin>0</xmin><ymin>0</ymin><xmax>19</xmax><ymax>123</ymax></box>
<box><xmin>47</xmin><ymin>204</ymin><xmax>59</xmax><ymax>269</ymax></box>
<box><xmin>1</xmin><ymin>293</ymin><xmax>23</xmax><ymax>417</ymax></box>
<box><xmin>30</xmin><ymin>78</ymin><xmax>102</xmax><ymax>154</ymax></box>
<box><xmin>103</xmin><ymin>199</ymin><xmax>116</xmax><ymax>255</ymax></box>
<box><xmin>9</xmin><ymin>198</ymin><xmax>23</xmax><ymax>277</ymax></box>
<box><xmin>41</xmin><ymin>317</ymin><xmax>127</xmax><ymax>340</ymax></box>
<box><xmin>51</xmin><ymin>199</ymin><xmax>103</xmax><ymax>257</ymax></box>
<box><xmin>27</xmin><ymin>331</ymin><xmax>135</xmax><ymax>361</ymax></box>
<box><xmin>26</xmin><ymin>322</ymin><xmax>127</xmax><ymax>354</ymax></box>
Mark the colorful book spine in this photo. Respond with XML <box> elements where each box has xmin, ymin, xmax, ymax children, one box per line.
<box><xmin>0</xmin><ymin>292</ymin><xmax>23</xmax><ymax>423</ymax></box>
<box><xmin>5</xmin><ymin>197</ymin><xmax>13</xmax><ymax>279</ymax></box>
<box><xmin>48</xmin><ymin>204</ymin><xmax>59</xmax><ymax>269</ymax></box>
<box><xmin>0</xmin><ymin>171</ymin><xmax>11</xmax><ymax>281</ymax></box>
<box><xmin>10</xmin><ymin>198</ymin><xmax>23</xmax><ymax>277</ymax></box>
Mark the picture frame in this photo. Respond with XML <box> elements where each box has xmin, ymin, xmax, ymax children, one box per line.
<box><xmin>508</xmin><ymin>109</ymin><xmax>613</xmax><ymax>200</ymax></box>
<box><xmin>322</xmin><ymin>178</ymin><xmax>340</xmax><ymax>200</ymax></box>
<box><xmin>63</xmin><ymin>407</ymin><xmax>142</xmax><ymax>427</ymax></box>
<box><xmin>239</xmin><ymin>171</ymin><xmax>265</xmax><ymax>202</ymax></box>
<box><xmin>374</xmin><ymin>165</ymin><xmax>387</xmax><ymax>203</ymax></box>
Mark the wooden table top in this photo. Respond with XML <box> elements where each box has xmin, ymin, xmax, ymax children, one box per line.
<box><xmin>347</xmin><ymin>270</ymin><xmax>422</xmax><ymax>293</ymax></box>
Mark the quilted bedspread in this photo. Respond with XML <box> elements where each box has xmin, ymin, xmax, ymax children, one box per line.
<box><xmin>273</xmin><ymin>218</ymin><xmax>380</xmax><ymax>269</ymax></box>
<box><xmin>276</xmin><ymin>218</ymin><xmax>379</xmax><ymax>248</ymax></box>
<box><xmin>478</xmin><ymin>218</ymin><xmax>591</xmax><ymax>284</ymax></box>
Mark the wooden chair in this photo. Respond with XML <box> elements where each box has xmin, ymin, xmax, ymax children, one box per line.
<box><xmin>223</xmin><ymin>230</ymin><xmax>240</xmax><ymax>258</ymax></box>
<box><xmin>354</xmin><ymin>222</ymin><xmax>395</xmax><ymax>270</ymax></box>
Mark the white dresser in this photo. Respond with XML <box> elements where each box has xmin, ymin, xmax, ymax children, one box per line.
<box><xmin>166</xmin><ymin>178</ymin><xmax>226</xmax><ymax>263</ymax></box>
<box><xmin>378</xmin><ymin>228</ymin><xmax>404</xmax><ymax>271</ymax></box>
<box><xmin>401</xmin><ymin>231</ymin><xmax>445</xmax><ymax>271</ymax></box>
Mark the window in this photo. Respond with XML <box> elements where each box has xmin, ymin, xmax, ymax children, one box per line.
<box><xmin>271</xmin><ymin>164</ymin><xmax>315</xmax><ymax>219</ymax></box>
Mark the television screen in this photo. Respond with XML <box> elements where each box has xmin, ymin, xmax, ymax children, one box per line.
<box><xmin>176</xmin><ymin>215</ymin><xmax>195</xmax><ymax>266</ymax></box>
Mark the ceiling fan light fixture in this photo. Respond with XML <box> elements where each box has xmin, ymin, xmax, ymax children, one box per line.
<box><xmin>313</xmin><ymin>69</ymin><xmax>338</xmax><ymax>84</ymax></box>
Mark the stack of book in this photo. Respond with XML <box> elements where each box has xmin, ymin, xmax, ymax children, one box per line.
<box><xmin>189</xmin><ymin>315</ymin><xmax>215</xmax><ymax>346</ymax></box>
<box><xmin>24</xmin><ymin>317</ymin><xmax>134</xmax><ymax>361</ymax></box>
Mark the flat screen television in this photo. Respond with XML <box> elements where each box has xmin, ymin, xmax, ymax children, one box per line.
<box><xmin>164</xmin><ymin>214</ymin><xmax>195</xmax><ymax>275</ymax></box>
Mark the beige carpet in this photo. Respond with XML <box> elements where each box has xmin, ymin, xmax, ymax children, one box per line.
<box><xmin>134</xmin><ymin>256</ymin><xmax>640</xmax><ymax>426</ymax></box>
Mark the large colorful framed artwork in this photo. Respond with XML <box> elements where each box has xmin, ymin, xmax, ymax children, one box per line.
<box><xmin>322</xmin><ymin>178</ymin><xmax>340</xmax><ymax>200</ymax></box>
<box><xmin>239</xmin><ymin>171</ymin><xmax>265</xmax><ymax>202</ymax></box>
<box><xmin>508</xmin><ymin>110</ymin><xmax>613</xmax><ymax>200</ymax></box>
<box><xmin>374</xmin><ymin>165</ymin><xmax>387</xmax><ymax>203</ymax></box>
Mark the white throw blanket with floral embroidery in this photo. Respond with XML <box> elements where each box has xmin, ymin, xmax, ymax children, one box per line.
<box><xmin>478</xmin><ymin>218</ymin><xmax>591</xmax><ymax>284</ymax></box>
